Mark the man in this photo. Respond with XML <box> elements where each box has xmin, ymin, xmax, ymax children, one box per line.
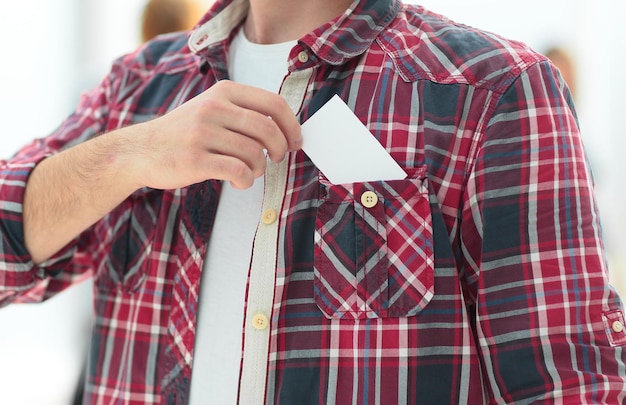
<box><xmin>1</xmin><ymin>0</ymin><xmax>625</xmax><ymax>403</ymax></box>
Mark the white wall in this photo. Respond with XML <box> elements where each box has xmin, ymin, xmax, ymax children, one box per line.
<box><xmin>0</xmin><ymin>1</ymin><xmax>79</xmax><ymax>155</ymax></box>
<box><xmin>0</xmin><ymin>1</ymin><xmax>624</xmax><ymax>403</ymax></box>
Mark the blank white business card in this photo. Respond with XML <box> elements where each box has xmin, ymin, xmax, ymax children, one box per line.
<box><xmin>301</xmin><ymin>95</ymin><xmax>407</xmax><ymax>185</ymax></box>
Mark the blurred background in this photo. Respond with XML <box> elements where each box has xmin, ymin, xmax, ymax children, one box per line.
<box><xmin>0</xmin><ymin>0</ymin><xmax>623</xmax><ymax>403</ymax></box>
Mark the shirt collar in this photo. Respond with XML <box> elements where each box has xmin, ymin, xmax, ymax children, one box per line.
<box><xmin>188</xmin><ymin>0</ymin><xmax>401</xmax><ymax>66</ymax></box>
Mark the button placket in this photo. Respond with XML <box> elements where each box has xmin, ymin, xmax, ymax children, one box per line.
<box><xmin>239</xmin><ymin>52</ymin><xmax>314</xmax><ymax>405</ymax></box>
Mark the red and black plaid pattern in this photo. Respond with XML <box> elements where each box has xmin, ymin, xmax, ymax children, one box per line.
<box><xmin>0</xmin><ymin>0</ymin><xmax>625</xmax><ymax>404</ymax></box>
<box><xmin>314</xmin><ymin>166</ymin><xmax>433</xmax><ymax>319</ymax></box>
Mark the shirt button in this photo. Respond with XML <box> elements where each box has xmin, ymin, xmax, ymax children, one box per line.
<box><xmin>252</xmin><ymin>313</ymin><xmax>269</xmax><ymax>330</ymax></box>
<box><xmin>361</xmin><ymin>191</ymin><xmax>378</xmax><ymax>208</ymax></box>
<box><xmin>612</xmin><ymin>320</ymin><xmax>624</xmax><ymax>333</ymax></box>
<box><xmin>262</xmin><ymin>209</ymin><xmax>278</xmax><ymax>225</ymax></box>
<box><xmin>297</xmin><ymin>51</ymin><xmax>309</xmax><ymax>63</ymax></box>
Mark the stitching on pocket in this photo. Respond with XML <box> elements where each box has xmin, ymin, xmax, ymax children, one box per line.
<box><xmin>314</xmin><ymin>166</ymin><xmax>434</xmax><ymax>319</ymax></box>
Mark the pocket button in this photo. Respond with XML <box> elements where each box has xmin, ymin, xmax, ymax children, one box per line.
<box><xmin>361</xmin><ymin>191</ymin><xmax>379</xmax><ymax>208</ymax></box>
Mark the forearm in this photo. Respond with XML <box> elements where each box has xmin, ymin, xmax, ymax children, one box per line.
<box><xmin>23</xmin><ymin>128</ymin><xmax>141</xmax><ymax>264</ymax></box>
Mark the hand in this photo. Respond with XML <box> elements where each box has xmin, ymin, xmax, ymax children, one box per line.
<box><xmin>127</xmin><ymin>80</ymin><xmax>302</xmax><ymax>190</ymax></box>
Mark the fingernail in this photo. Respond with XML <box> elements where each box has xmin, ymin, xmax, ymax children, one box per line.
<box><xmin>293</xmin><ymin>135</ymin><xmax>303</xmax><ymax>149</ymax></box>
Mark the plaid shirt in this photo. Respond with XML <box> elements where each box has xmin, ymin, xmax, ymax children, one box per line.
<box><xmin>1</xmin><ymin>0</ymin><xmax>625</xmax><ymax>403</ymax></box>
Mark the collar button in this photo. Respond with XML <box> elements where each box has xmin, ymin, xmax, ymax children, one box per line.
<box><xmin>297</xmin><ymin>51</ymin><xmax>309</xmax><ymax>64</ymax></box>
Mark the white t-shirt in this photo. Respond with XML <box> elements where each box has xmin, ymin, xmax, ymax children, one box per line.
<box><xmin>188</xmin><ymin>28</ymin><xmax>296</xmax><ymax>405</ymax></box>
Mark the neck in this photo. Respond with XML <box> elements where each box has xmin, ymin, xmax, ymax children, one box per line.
<box><xmin>244</xmin><ymin>0</ymin><xmax>354</xmax><ymax>44</ymax></box>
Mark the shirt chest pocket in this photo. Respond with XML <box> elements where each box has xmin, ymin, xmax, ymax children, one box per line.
<box><xmin>314</xmin><ymin>166</ymin><xmax>434</xmax><ymax>319</ymax></box>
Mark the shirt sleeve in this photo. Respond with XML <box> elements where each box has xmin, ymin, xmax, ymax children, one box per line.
<box><xmin>0</xmin><ymin>70</ymin><xmax>113</xmax><ymax>306</ymax></box>
<box><xmin>461</xmin><ymin>60</ymin><xmax>626</xmax><ymax>403</ymax></box>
